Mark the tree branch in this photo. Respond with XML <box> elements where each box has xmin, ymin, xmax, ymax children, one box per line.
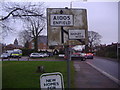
<box><xmin>0</xmin><ymin>8</ymin><xmax>22</xmax><ymax>21</ymax></box>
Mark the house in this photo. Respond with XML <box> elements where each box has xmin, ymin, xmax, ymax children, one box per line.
<box><xmin>0</xmin><ymin>43</ymin><xmax>6</xmax><ymax>54</ymax></box>
<box><xmin>5</xmin><ymin>39</ymin><xmax>23</xmax><ymax>50</ymax></box>
<box><xmin>29</xmin><ymin>36</ymin><xmax>49</xmax><ymax>51</ymax></box>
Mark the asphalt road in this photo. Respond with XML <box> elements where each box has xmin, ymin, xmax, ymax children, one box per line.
<box><xmin>74</xmin><ymin>61</ymin><xmax>119</xmax><ymax>88</ymax></box>
<box><xmin>86</xmin><ymin>56</ymin><xmax>120</xmax><ymax>85</ymax></box>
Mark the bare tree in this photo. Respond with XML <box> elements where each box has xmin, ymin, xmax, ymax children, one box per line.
<box><xmin>0</xmin><ymin>2</ymin><xmax>46</xmax><ymax>51</ymax></box>
<box><xmin>18</xmin><ymin>30</ymin><xmax>31</xmax><ymax>46</ymax></box>
<box><xmin>88</xmin><ymin>31</ymin><xmax>102</xmax><ymax>52</ymax></box>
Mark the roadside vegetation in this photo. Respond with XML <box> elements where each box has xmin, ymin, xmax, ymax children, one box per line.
<box><xmin>96</xmin><ymin>43</ymin><xmax>119</xmax><ymax>59</ymax></box>
<box><xmin>2</xmin><ymin>61</ymin><xmax>75</xmax><ymax>88</ymax></box>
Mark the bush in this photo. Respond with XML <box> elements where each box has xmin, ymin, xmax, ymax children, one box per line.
<box><xmin>96</xmin><ymin>44</ymin><xmax>117</xmax><ymax>59</ymax></box>
<box><xmin>21</xmin><ymin>48</ymin><xmax>35</xmax><ymax>56</ymax></box>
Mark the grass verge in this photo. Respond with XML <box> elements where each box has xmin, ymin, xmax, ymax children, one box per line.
<box><xmin>2</xmin><ymin>61</ymin><xmax>74</xmax><ymax>88</ymax></box>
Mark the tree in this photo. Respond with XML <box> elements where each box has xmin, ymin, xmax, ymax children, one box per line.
<box><xmin>88</xmin><ymin>31</ymin><xmax>102</xmax><ymax>52</ymax></box>
<box><xmin>0</xmin><ymin>2</ymin><xmax>46</xmax><ymax>51</ymax></box>
<box><xmin>18</xmin><ymin>30</ymin><xmax>31</xmax><ymax>47</ymax></box>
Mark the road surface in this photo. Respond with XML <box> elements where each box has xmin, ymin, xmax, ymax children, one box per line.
<box><xmin>86</xmin><ymin>56</ymin><xmax>120</xmax><ymax>85</ymax></box>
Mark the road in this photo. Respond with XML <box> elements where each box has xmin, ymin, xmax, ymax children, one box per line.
<box><xmin>86</xmin><ymin>56</ymin><xmax>120</xmax><ymax>85</ymax></box>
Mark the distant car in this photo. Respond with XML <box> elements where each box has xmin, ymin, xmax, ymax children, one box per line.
<box><xmin>42</xmin><ymin>53</ymin><xmax>49</xmax><ymax>57</ymax></box>
<box><xmin>0</xmin><ymin>53</ymin><xmax>9</xmax><ymax>59</ymax></box>
<box><xmin>86</xmin><ymin>53</ymin><xmax>94</xmax><ymax>59</ymax></box>
<box><xmin>30</xmin><ymin>53</ymin><xmax>48</xmax><ymax>58</ymax></box>
<box><xmin>39</xmin><ymin>53</ymin><xmax>46</xmax><ymax>57</ymax></box>
<box><xmin>11</xmin><ymin>51</ymin><xmax>22</xmax><ymax>58</ymax></box>
<box><xmin>58</xmin><ymin>54</ymin><xmax>65</xmax><ymax>58</ymax></box>
<box><xmin>71</xmin><ymin>52</ymin><xmax>86</xmax><ymax>61</ymax></box>
<box><xmin>30</xmin><ymin>53</ymin><xmax>40</xmax><ymax>58</ymax></box>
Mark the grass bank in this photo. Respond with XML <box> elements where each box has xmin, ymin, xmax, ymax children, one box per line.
<box><xmin>2</xmin><ymin>61</ymin><xmax>74</xmax><ymax>88</ymax></box>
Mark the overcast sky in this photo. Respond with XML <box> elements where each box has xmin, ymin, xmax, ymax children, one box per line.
<box><xmin>1</xmin><ymin>0</ymin><xmax>119</xmax><ymax>45</ymax></box>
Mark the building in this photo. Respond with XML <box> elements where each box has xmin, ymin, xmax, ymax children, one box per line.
<box><xmin>29</xmin><ymin>36</ymin><xmax>49</xmax><ymax>51</ymax></box>
<box><xmin>5</xmin><ymin>38</ymin><xmax>23</xmax><ymax>50</ymax></box>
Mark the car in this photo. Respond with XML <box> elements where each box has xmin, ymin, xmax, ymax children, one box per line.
<box><xmin>11</xmin><ymin>51</ymin><xmax>22</xmax><ymax>58</ymax></box>
<box><xmin>39</xmin><ymin>53</ymin><xmax>46</xmax><ymax>57</ymax></box>
<box><xmin>30</xmin><ymin>53</ymin><xmax>48</xmax><ymax>58</ymax></box>
<box><xmin>30</xmin><ymin>53</ymin><xmax>40</xmax><ymax>58</ymax></box>
<box><xmin>71</xmin><ymin>52</ymin><xmax>86</xmax><ymax>61</ymax></box>
<box><xmin>58</xmin><ymin>54</ymin><xmax>65</xmax><ymax>58</ymax></box>
<box><xmin>0</xmin><ymin>53</ymin><xmax>9</xmax><ymax>59</ymax></box>
<box><xmin>86</xmin><ymin>53</ymin><xmax>94</xmax><ymax>59</ymax></box>
<box><xmin>42</xmin><ymin>53</ymin><xmax>49</xmax><ymax>57</ymax></box>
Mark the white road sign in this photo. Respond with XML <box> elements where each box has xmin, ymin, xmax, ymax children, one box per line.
<box><xmin>47</xmin><ymin>8</ymin><xmax>88</xmax><ymax>45</ymax></box>
<box><xmin>69</xmin><ymin>30</ymin><xmax>85</xmax><ymax>39</ymax></box>
<box><xmin>50</xmin><ymin>14</ymin><xmax>73</xmax><ymax>26</ymax></box>
<box><xmin>40</xmin><ymin>72</ymin><xmax>64</xmax><ymax>90</ymax></box>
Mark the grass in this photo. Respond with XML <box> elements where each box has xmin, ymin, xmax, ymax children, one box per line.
<box><xmin>2</xmin><ymin>61</ymin><xmax>75</xmax><ymax>88</ymax></box>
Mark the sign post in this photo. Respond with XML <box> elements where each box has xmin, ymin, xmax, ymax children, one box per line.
<box><xmin>47</xmin><ymin>8</ymin><xmax>88</xmax><ymax>88</ymax></box>
<box><xmin>40</xmin><ymin>72</ymin><xmax>64</xmax><ymax>89</ymax></box>
<box><xmin>47</xmin><ymin>8</ymin><xmax>88</xmax><ymax>46</ymax></box>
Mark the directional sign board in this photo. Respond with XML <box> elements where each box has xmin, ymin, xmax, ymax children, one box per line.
<box><xmin>50</xmin><ymin>14</ymin><xmax>73</xmax><ymax>26</ymax></box>
<box><xmin>40</xmin><ymin>72</ymin><xmax>64</xmax><ymax>90</ymax></box>
<box><xmin>69</xmin><ymin>30</ymin><xmax>85</xmax><ymax>39</ymax></box>
<box><xmin>47</xmin><ymin>8</ymin><xmax>88</xmax><ymax>46</ymax></box>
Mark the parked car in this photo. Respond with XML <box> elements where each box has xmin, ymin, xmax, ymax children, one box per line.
<box><xmin>58</xmin><ymin>54</ymin><xmax>65</xmax><ymax>58</ymax></box>
<box><xmin>71</xmin><ymin>52</ymin><xmax>86</xmax><ymax>61</ymax></box>
<box><xmin>30</xmin><ymin>53</ymin><xmax>49</xmax><ymax>58</ymax></box>
<box><xmin>11</xmin><ymin>51</ymin><xmax>22</xmax><ymax>58</ymax></box>
<box><xmin>86</xmin><ymin>53</ymin><xmax>94</xmax><ymax>59</ymax></box>
<box><xmin>0</xmin><ymin>53</ymin><xmax>9</xmax><ymax>59</ymax></box>
<box><xmin>39</xmin><ymin>53</ymin><xmax>47</xmax><ymax>57</ymax></box>
<box><xmin>42</xmin><ymin>53</ymin><xmax>49</xmax><ymax>57</ymax></box>
<box><xmin>30</xmin><ymin>53</ymin><xmax>40</xmax><ymax>58</ymax></box>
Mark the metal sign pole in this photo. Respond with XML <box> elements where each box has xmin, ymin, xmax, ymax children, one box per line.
<box><xmin>61</xmin><ymin>28</ymin><xmax>71</xmax><ymax>89</ymax></box>
<box><xmin>61</xmin><ymin>26</ymin><xmax>64</xmax><ymax>44</ymax></box>
<box><xmin>65</xmin><ymin>45</ymin><xmax>71</xmax><ymax>89</ymax></box>
<box><xmin>67</xmin><ymin>46</ymin><xmax>71</xmax><ymax>89</ymax></box>
<box><xmin>60</xmin><ymin>9</ymin><xmax>71</xmax><ymax>88</ymax></box>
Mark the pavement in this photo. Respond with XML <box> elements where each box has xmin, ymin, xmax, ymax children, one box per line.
<box><xmin>74</xmin><ymin>60</ymin><xmax>120</xmax><ymax>88</ymax></box>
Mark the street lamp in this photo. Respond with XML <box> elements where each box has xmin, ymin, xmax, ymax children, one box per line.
<box><xmin>70</xmin><ymin>0</ymin><xmax>88</xmax><ymax>8</ymax></box>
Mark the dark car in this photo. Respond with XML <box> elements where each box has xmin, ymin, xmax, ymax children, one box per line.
<box><xmin>71</xmin><ymin>52</ymin><xmax>86</xmax><ymax>61</ymax></box>
<box><xmin>86</xmin><ymin>53</ymin><xmax>94</xmax><ymax>59</ymax></box>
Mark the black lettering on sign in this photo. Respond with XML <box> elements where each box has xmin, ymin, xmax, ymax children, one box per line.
<box><xmin>53</xmin><ymin>16</ymin><xmax>57</xmax><ymax>20</ymax></box>
<box><xmin>53</xmin><ymin>21</ymin><xmax>71</xmax><ymax>25</ymax></box>
<box><xmin>46</xmin><ymin>79</ymin><xmax>51</xmax><ymax>82</ymax></box>
<box><xmin>67</xmin><ymin>16</ymin><xmax>70</xmax><ymax>20</ymax></box>
<box><xmin>48</xmin><ymin>86</ymin><xmax>56</xmax><ymax>90</ymax></box>
<box><xmin>53</xmin><ymin>15</ymin><xmax>71</xmax><ymax>21</ymax></box>
<box><xmin>52</xmin><ymin>79</ymin><xmax>56</xmax><ymax>82</ymax></box>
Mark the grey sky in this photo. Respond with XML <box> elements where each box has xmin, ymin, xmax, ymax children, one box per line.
<box><xmin>2</xmin><ymin>1</ymin><xmax>119</xmax><ymax>45</ymax></box>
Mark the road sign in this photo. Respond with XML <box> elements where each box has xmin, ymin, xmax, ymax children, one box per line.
<box><xmin>50</xmin><ymin>14</ymin><xmax>73</xmax><ymax>26</ymax></box>
<box><xmin>47</xmin><ymin>8</ymin><xmax>88</xmax><ymax>46</ymax></box>
<box><xmin>69</xmin><ymin>30</ymin><xmax>85</xmax><ymax>40</ymax></box>
<box><xmin>40</xmin><ymin>72</ymin><xmax>64</xmax><ymax>89</ymax></box>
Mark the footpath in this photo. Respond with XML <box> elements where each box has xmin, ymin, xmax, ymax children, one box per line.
<box><xmin>74</xmin><ymin>60</ymin><xmax>120</xmax><ymax>88</ymax></box>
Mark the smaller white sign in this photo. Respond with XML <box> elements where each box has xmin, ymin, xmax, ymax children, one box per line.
<box><xmin>69</xmin><ymin>30</ymin><xmax>85</xmax><ymax>39</ymax></box>
<box><xmin>50</xmin><ymin>14</ymin><xmax>73</xmax><ymax>26</ymax></box>
<box><xmin>40</xmin><ymin>72</ymin><xmax>64</xmax><ymax>90</ymax></box>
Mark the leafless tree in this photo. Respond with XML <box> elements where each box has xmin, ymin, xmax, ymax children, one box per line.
<box><xmin>0</xmin><ymin>2</ymin><xmax>46</xmax><ymax>51</ymax></box>
<box><xmin>18</xmin><ymin>30</ymin><xmax>31</xmax><ymax>46</ymax></box>
<box><xmin>88</xmin><ymin>31</ymin><xmax>102</xmax><ymax>51</ymax></box>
